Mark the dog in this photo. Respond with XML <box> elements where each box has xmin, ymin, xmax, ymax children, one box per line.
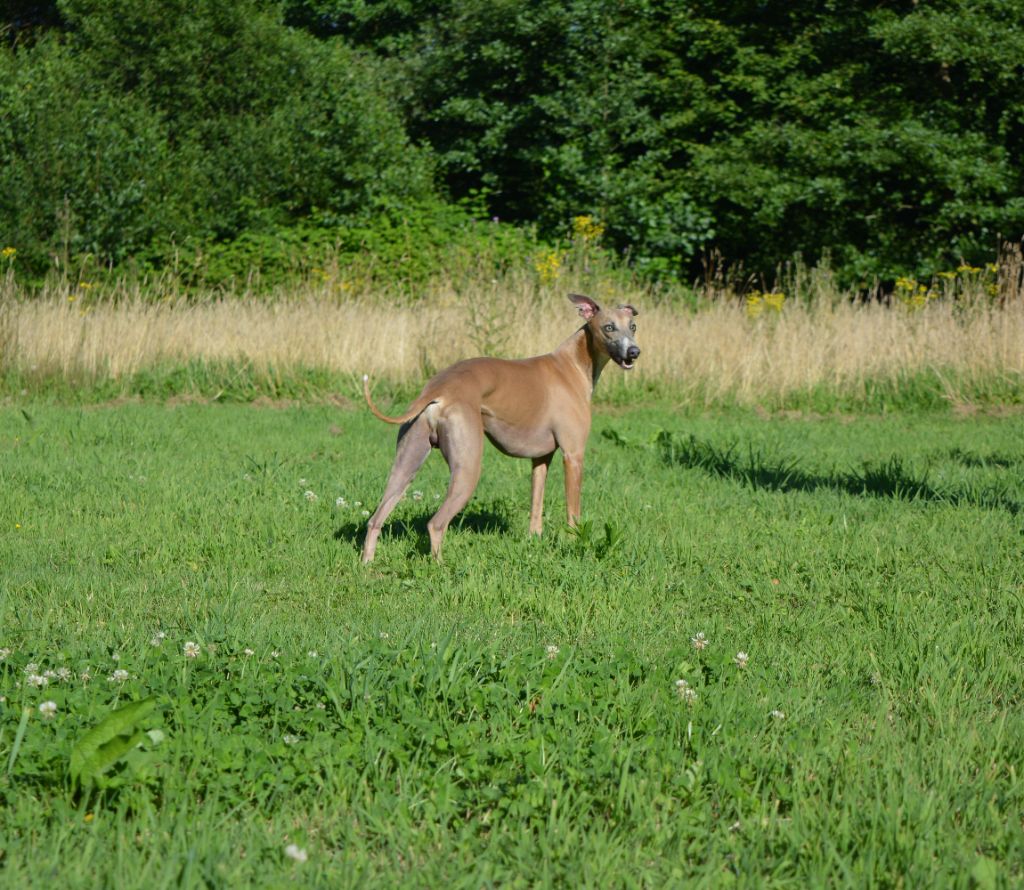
<box><xmin>361</xmin><ymin>293</ymin><xmax>640</xmax><ymax>561</ymax></box>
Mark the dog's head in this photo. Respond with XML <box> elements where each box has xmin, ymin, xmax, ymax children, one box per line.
<box><xmin>569</xmin><ymin>294</ymin><xmax>641</xmax><ymax>370</ymax></box>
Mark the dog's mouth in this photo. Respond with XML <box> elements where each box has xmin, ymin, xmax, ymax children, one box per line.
<box><xmin>614</xmin><ymin>355</ymin><xmax>637</xmax><ymax>371</ymax></box>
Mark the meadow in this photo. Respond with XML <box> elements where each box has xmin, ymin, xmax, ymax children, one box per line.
<box><xmin>3</xmin><ymin>254</ymin><xmax>1024</xmax><ymax>411</ymax></box>
<box><xmin>2</xmin><ymin>253</ymin><xmax>1024</xmax><ymax>886</ymax></box>
<box><xmin>1</xmin><ymin>396</ymin><xmax>1023</xmax><ymax>887</ymax></box>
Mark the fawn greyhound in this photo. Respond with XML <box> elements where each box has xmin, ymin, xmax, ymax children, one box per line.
<box><xmin>360</xmin><ymin>293</ymin><xmax>640</xmax><ymax>562</ymax></box>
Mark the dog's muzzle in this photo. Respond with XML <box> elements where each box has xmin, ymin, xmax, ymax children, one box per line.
<box><xmin>614</xmin><ymin>342</ymin><xmax>641</xmax><ymax>370</ymax></box>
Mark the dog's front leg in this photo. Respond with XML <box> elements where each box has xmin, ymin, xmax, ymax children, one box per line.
<box><xmin>562</xmin><ymin>450</ymin><xmax>584</xmax><ymax>528</ymax></box>
<box><xmin>530</xmin><ymin>454</ymin><xmax>553</xmax><ymax>536</ymax></box>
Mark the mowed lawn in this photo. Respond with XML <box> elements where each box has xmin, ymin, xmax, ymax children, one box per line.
<box><xmin>1</xmin><ymin>400</ymin><xmax>1022</xmax><ymax>887</ymax></box>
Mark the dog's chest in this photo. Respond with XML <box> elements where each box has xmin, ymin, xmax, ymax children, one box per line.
<box><xmin>482</xmin><ymin>413</ymin><xmax>558</xmax><ymax>459</ymax></box>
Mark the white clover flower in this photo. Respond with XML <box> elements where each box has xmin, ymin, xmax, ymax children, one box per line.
<box><xmin>271</xmin><ymin>650</ymin><xmax>281</xmax><ymax>658</ymax></box>
<box><xmin>379</xmin><ymin>632</ymin><xmax>389</xmax><ymax>640</ymax></box>
<box><xmin>546</xmin><ymin>645</ymin><xmax>560</xmax><ymax>660</ymax></box>
<box><xmin>354</xmin><ymin>501</ymin><xmax>362</xmax><ymax>507</ymax></box>
<box><xmin>674</xmin><ymin>679</ymin><xmax>696</xmax><ymax>703</ymax></box>
<box><xmin>108</xmin><ymin>669</ymin><xmax>129</xmax><ymax>683</ymax></box>
<box><xmin>691</xmin><ymin>632</ymin><xmax>709</xmax><ymax>651</ymax></box>
<box><xmin>183</xmin><ymin>641</ymin><xmax>200</xmax><ymax>659</ymax></box>
<box><xmin>283</xmin><ymin>734</ymin><xmax>300</xmax><ymax>746</ymax></box>
<box><xmin>150</xmin><ymin>631</ymin><xmax>166</xmax><ymax>647</ymax></box>
<box><xmin>80</xmin><ymin>669</ymin><xmax>92</xmax><ymax>684</ymax></box>
<box><xmin>111</xmin><ymin>653</ymin><xmax>120</xmax><ymax>662</ymax></box>
<box><xmin>243</xmin><ymin>648</ymin><xmax>255</xmax><ymax>657</ymax></box>
<box><xmin>26</xmin><ymin>673</ymin><xmax>48</xmax><ymax>688</ymax></box>
<box><xmin>42</xmin><ymin>669</ymin><xmax>58</xmax><ymax>680</ymax></box>
<box><xmin>411</xmin><ymin>490</ymin><xmax>424</xmax><ymax>501</ymax></box>
<box><xmin>298</xmin><ymin>478</ymin><xmax>308</xmax><ymax>487</ymax></box>
<box><xmin>0</xmin><ymin>647</ymin><xmax>11</xmax><ymax>660</ymax></box>
<box><xmin>316</xmin><ymin>702</ymin><xmax>326</xmax><ymax>710</ymax></box>
<box><xmin>39</xmin><ymin>700</ymin><xmax>58</xmax><ymax>720</ymax></box>
<box><xmin>24</xmin><ymin>662</ymin><xmax>39</xmax><ymax>675</ymax></box>
<box><xmin>770</xmin><ymin>709</ymin><xmax>786</xmax><ymax>720</ymax></box>
<box><xmin>307</xmin><ymin>650</ymin><xmax>318</xmax><ymax>658</ymax></box>
<box><xmin>284</xmin><ymin>844</ymin><xmax>308</xmax><ymax>863</ymax></box>
<box><xmin>304</xmin><ymin>490</ymin><xmax>318</xmax><ymax>502</ymax></box>
<box><xmin>734</xmin><ymin>651</ymin><xmax>749</xmax><ymax>669</ymax></box>
<box><xmin>55</xmin><ymin>667</ymin><xmax>72</xmax><ymax>682</ymax></box>
<box><xmin>335</xmin><ymin>497</ymin><xmax>347</xmax><ymax>507</ymax></box>
<box><xmin>361</xmin><ymin>510</ymin><xmax>370</xmax><ymax>518</ymax></box>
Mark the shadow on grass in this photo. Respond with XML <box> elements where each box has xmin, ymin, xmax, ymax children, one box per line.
<box><xmin>945</xmin><ymin>446</ymin><xmax>1021</xmax><ymax>470</ymax></box>
<box><xmin>655</xmin><ymin>432</ymin><xmax>1021</xmax><ymax>516</ymax></box>
<box><xmin>334</xmin><ymin>503</ymin><xmax>513</xmax><ymax>555</ymax></box>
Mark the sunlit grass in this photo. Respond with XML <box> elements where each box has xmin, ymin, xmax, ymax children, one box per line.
<box><xmin>1</xmin><ymin>402</ymin><xmax>1023</xmax><ymax>885</ymax></box>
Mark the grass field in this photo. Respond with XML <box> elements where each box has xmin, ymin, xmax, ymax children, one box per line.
<box><xmin>1</xmin><ymin>398</ymin><xmax>1022</xmax><ymax>887</ymax></box>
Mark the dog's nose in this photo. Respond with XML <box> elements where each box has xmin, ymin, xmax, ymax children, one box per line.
<box><xmin>627</xmin><ymin>345</ymin><xmax>641</xmax><ymax>361</ymax></box>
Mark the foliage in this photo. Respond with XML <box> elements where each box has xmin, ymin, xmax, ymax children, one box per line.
<box><xmin>289</xmin><ymin>0</ymin><xmax>1024</xmax><ymax>281</ymax></box>
<box><xmin>142</xmin><ymin>198</ymin><xmax>545</xmax><ymax>290</ymax></box>
<box><xmin>2</xmin><ymin>1</ymin><xmax>1024</xmax><ymax>283</ymax></box>
<box><xmin>69</xmin><ymin>696</ymin><xmax>160</xmax><ymax>790</ymax></box>
<box><xmin>0</xmin><ymin>0</ymin><xmax>432</xmax><ymax>274</ymax></box>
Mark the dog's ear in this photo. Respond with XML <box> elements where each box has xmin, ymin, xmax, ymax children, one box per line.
<box><xmin>619</xmin><ymin>304</ymin><xmax>639</xmax><ymax>317</ymax></box>
<box><xmin>569</xmin><ymin>293</ymin><xmax>601</xmax><ymax>319</ymax></box>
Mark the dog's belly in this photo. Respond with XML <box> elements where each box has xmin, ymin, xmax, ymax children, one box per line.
<box><xmin>483</xmin><ymin>417</ymin><xmax>556</xmax><ymax>458</ymax></box>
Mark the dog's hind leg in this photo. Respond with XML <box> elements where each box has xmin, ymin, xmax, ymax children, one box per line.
<box><xmin>427</xmin><ymin>405</ymin><xmax>484</xmax><ymax>561</ymax></box>
<box><xmin>362</xmin><ymin>418</ymin><xmax>433</xmax><ymax>563</ymax></box>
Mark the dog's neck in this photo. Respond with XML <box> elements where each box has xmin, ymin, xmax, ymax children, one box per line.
<box><xmin>554</xmin><ymin>324</ymin><xmax>611</xmax><ymax>396</ymax></box>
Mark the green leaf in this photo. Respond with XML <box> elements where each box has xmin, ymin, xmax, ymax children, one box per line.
<box><xmin>970</xmin><ymin>856</ymin><xmax>999</xmax><ymax>890</ymax></box>
<box><xmin>6</xmin><ymin>707</ymin><xmax>32</xmax><ymax>776</ymax></box>
<box><xmin>70</xmin><ymin>697</ymin><xmax>158</xmax><ymax>789</ymax></box>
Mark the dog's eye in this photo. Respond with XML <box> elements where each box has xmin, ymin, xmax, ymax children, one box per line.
<box><xmin>630</xmin><ymin>324</ymin><xmax>636</xmax><ymax>332</ymax></box>
<box><xmin>603</xmin><ymin>324</ymin><xmax>616</xmax><ymax>333</ymax></box>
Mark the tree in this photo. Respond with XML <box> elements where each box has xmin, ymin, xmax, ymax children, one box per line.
<box><xmin>0</xmin><ymin>0</ymin><xmax>434</xmax><ymax>270</ymax></box>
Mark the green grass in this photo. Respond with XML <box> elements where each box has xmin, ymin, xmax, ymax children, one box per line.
<box><xmin>3</xmin><ymin>361</ymin><xmax>1024</xmax><ymax>415</ymax></box>
<box><xmin>1</xmin><ymin>401</ymin><xmax>1023</xmax><ymax>887</ymax></box>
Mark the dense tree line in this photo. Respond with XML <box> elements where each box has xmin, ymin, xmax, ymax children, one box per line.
<box><xmin>3</xmin><ymin>0</ymin><xmax>1023</xmax><ymax>284</ymax></box>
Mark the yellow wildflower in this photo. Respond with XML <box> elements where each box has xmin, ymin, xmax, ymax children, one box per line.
<box><xmin>762</xmin><ymin>291</ymin><xmax>786</xmax><ymax>312</ymax></box>
<box><xmin>571</xmin><ymin>215</ymin><xmax>605</xmax><ymax>244</ymax></box>
<box><xmin>746</xmin><ymin>293</ymin><xmax>764</xmax><ymax>318</ymax></box>
<box><xmin>534</xmin><ymin>250</ymin><xmax>563</xmax><ymax>284</ymax></box>
<box><xmin>898</xmin><ymin>280</ymin><xmax>937</xmax><ymax>310</ymax></box>
<box><xmin>1</xmin><ymin>246</ymin><xmax>16</xmax><ymax>260</ymax></box>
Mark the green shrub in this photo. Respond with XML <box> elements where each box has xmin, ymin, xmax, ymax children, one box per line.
<box><xmin>0</xmin><ymin>0</ymin><xmax>434</xmax><ymax>276</ymax></box>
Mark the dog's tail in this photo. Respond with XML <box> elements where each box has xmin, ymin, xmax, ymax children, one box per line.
<box><xmin>362</xmin><ymin>374</ymin><xmax>435</xmax><ymax>425</ymax></box>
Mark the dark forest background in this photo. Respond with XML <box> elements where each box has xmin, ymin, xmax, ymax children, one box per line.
<box><xmin>3</xmin><ymin>0</ymin><xmax>1023</xmax><ymax>286</ymax></box>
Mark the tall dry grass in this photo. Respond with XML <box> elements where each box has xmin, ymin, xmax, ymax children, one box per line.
<box><xmin>2</xmin><ymin>258</ymin><xmax>1023</xmax><ymax>406</ymax></box>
